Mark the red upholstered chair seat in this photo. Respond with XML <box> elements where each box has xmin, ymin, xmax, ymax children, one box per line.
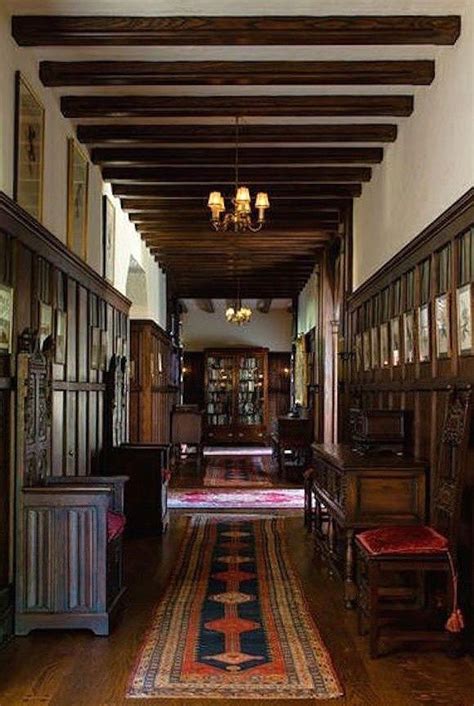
<box><xmin>162</xmin><ymin>468</ymin><xmax>172</xmax><ymax>483</ymax></box>
<box><xmin>357</xmin><ymin>525</ymin><xmax>448</xmax><ymax>556</ymax></box>
<box><xmin>107</xmin><ymin>510</ymin><xmax>126</xmax><ymax>542</ymax></box>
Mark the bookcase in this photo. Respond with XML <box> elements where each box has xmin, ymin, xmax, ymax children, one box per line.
<box><xmin>204</xmin><ymin>348</ymin><xmax>268</xmax><ymax>443</ymax></box>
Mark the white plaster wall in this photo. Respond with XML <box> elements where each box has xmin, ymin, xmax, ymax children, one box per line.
<box><xmin>353</xmin><ymin>0</ymin><xmax>474</xmax><ymax>288</ymax></box>
<box><xmin>0</xmin><ymin>3</ymin><xmax>167</xmax><ymax>328</ymax></box>
<box><xmin>182</xmin><ymin>300</ymin><xmax>292</xmax><ymax>351</ymax></box>
<box><xmin>297</xmin><ymin>268</ymin><xmax>319</xmax><ymax>335</ymax></box>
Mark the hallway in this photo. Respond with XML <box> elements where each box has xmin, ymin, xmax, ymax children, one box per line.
<box><xmin>0</xmin><ymin>507</ymin><xmax>473</xmax><ymax>705</ymax></box>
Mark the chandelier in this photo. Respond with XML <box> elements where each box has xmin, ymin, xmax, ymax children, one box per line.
<box><xmin>225</xmin><ymin>300</ymin><xmax>252</xmax><ymax>326</ymax></box>
<box><xmin>208</xmin><ymin>117</ymin><xmax>270</xmax><ymax>232</ymax></box>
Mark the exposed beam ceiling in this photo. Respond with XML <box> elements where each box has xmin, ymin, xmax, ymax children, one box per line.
<box><xmin>8</xmin><ymin>7</ymin><xmax>462</xmax><ymax>299</ymax></box>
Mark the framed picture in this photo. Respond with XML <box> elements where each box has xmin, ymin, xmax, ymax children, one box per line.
<box><xmin>90</xmin><ymin>327</ymin><xmax>101</xmax><ymax>370</ymax></box>
<box><xmin>380</xmin><ymin>322</ymin><xmax>390</xmax><ymax>367</ymax></box>
<box><xmin>115</xmin><ymin>336</ymin><xmax>122</xmax><ymax>357</ymax></box>
<box><xmin>355</xmin><ymin>334</ymin><xmax>362</xmax><ymax>372</ymax></box>
<box><xmin>14</xmin><ymin>72</ymin><xmax>44</xmax><ymax>222</ymax></box>
<box><xmin>103</xmin><ymin>195</ymin><xmax>116</xmax><ymax>284</ymax></box>
<box><xmin>434</xmin><ymin>294</ymin><xmax>450</xmax><ymax>358</ymax></box>
<box><xmin>418</xmin><ymin>303</ymin><xmax>430</xmax><ymax>363</ymax></box>
<box><xmin>390</xmin><ymin>316</ymin><xmax>401</xmax><ymax>366</ymax></box>
<box><xmin>370</xmin><ymin>326</ymin><xmax>379</xmax><ymax>369</ymax></box>
<box><xmin>403</xmin><ymin>310</ymin><xmax>415</xmax><ymax>364</ymax></box>
<box><xmin>100</xmin><ymin>330</ymin><xmax>108</xmax><ymax>371</ymax></box>
<box><xmin>55</xmin><ymin>310</ymin><xmax>67</xmax><ymax>364</ymax></box>
<box><xmin>0</xmin><ymin>284</ymin><xmax>14</xmax><ymax>354</ymax></box>
<box><xmin>457</xmin><ymin>283</ymin><xmax>473</xmax><ymax>355</ymax></box>
<box><xmin>67</xmin><ymin>138</ymin><xmax>89</xmax><ymax>260</ymax></box>
<box><xmin>363</xmin><ymin>330</ymin><xmax>371</xmax><ymax>371</ymax></box>
<box><xmin>38</xmin><ymin>302</ymin><xmax>52</xmax><ymax>350</ymax></box>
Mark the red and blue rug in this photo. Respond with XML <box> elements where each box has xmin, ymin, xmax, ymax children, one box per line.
<box><xmin>203</xmin><ymin>454</ymin><xmax>273</xmax><ymax>488</ymax></box>
<box><xmin>168</xmin><ymin>488</ymin><xmax>304</xmax><ymax>509</ymax></box>
<box><xmin>127</xmin><ymin>516</ymin><xmax>342</xmax><ymax>700</ymax></box>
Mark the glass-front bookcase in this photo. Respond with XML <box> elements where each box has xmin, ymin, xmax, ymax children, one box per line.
<box><xmin>204</xmin><ymin>348</ymin><xmax>268</xmax><ymax>443</ymax></box>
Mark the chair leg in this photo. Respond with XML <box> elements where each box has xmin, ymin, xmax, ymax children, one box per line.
<box><xmin>368</xmin><ymin>562</ymin><xmax>380</xmax><ymax>658</ymax></box>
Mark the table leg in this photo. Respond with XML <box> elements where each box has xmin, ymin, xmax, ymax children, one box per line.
<box><xmin>344</xmin><ymin>529</ymin><xmax>356</xmax><ymax>609</ymax></box>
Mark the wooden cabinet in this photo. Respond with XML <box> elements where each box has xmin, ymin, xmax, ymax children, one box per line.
<box><xmin>204</xmin><ymin>348</ymin><xmax>268</xmax><ymax>444</ymax></box>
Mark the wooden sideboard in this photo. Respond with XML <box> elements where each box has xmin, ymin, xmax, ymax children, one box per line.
<box><xmin>310</xmin><ymin>443</ymin><xmax>427</xmax><ymax>607</ymax></box>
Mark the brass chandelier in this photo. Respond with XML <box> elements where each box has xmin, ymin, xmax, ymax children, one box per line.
<box><xmin>208</xmin><ymin>117</ymin><xmax>270</xmax><ymax>232</ymax></box>
<box><xmin>225</xmin><ymin>300</ymin><xmax>252</xmax><ymax>325</ymax></box>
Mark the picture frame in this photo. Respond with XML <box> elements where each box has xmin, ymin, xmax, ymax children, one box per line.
<box><xmin>100</xmin><ymin>330</ymin><xmax>108</xmax><ymax>371</ymax></box>
<box><xmin>403</xmin><ymin>310</ymin><xmax>415</xmax><ymax>364</ymax></box>
<box><xmin>457</xmin><ymin>283</ymin><xmax>473</xmax><ymax>356</ymax></box>
<box><xmin>115</xmin><ymin>336</ymin><xmax>122</xmax><ymax>357</ymax></box>
<box><xmin>14</xmin><ymin>72</ymin><xmax>45</xmax><ymax>222</ymax></box>
<box><xmin>370</xmin><ymin>326</ymin><xmax>379</xmax><ymax>369</ymax></box>
<box><xmin>55</xmin><ymin>309</ymin><xmax>67</xmax><ymax>364</ymax></box>
<box><xmin>434</xmin><ymin>293</ymin><xmax>451</xmax><ymax>358</ymax></box>
<box><xmin>355</xmin><ymin>334</ymin><xmax>362</xmax><ymax>372</ymax></box>
<box><xmin>67</xmin><ymin>138</ymin><xmax>89</xmax><ymax>261</ymax></box>
<box><xmin>90</xmin><ymin>327</ymin><xmax>101</xmax><ymax>370</ymax></box>
<box><xmin>390</xmin><ymin>316</ymin><xmax>401</xmax><ymax>366</ymax></box>
<box><xmin>0</xmin><ymin>284</ymin><xmax>14</xmax><ymax>354</ymax></box>
<box><xmin>38</xmin><ymin>302</ymin><xmax>53</xmax><ymax>350</ymax></box>
<box><xmin>380</xmin><ymin>322</ymin><xmax>390</xmax><ymax>367</ymax></box>
<box><xmin>418</xmin><ymin>303</ymin><xmax>430</xmax><ymax>363</ymax></box>
<box><xmin>363</xmin><ymin>330</ymin><xmax>371</xmax><ymax>371</ymax></box>
<box><xmin>103</xmin><ymin>195</ymin><xmax>116</xmax><ymax>284</ymax></box>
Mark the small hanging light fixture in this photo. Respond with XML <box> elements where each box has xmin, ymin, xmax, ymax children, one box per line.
<box><xmin>208</xmin><ymin>117</ymin><xmax>270</xmax><ymax>232</ymax></box>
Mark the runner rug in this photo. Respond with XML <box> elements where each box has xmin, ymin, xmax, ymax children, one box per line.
<box><xmin>127</xmin><ymin>516</ymin><xmax>342</xmax><ymax>700</ymax></box>
<box><xmin>168</xmin><ymin>488</ymin><xmax>304</xmax><ymax>509</ymax></box>
<box><xmin>203</xmin><ymin>455</ymin><xmax>273</xmax><ymax>487</ymax></box>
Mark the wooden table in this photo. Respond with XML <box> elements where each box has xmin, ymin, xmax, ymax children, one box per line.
<box><xmin>311</xmin><ymin>443</ymin><xmax>427</xmax><ymax>607</ymax></box>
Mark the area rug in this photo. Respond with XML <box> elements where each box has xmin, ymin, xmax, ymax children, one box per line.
<box><xmin>203</xmin><ymin>455</ymin><xmax>273</xmax><ymax>488</ymax></box>
<box><xmin>168</xmin><ymin>488</ymin><xmax>304</xmax><ymax>509</ymax></box>
<box><xmin>127</xmin><ymin>516</ymin><xmax>342</xmax><ymax>700</ymax></box>
<box><xmin>204</xmin><ymin>446</ymin><xmax>272</xmax><ymax>456</ymax></box>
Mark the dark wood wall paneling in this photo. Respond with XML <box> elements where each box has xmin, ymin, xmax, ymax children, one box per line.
<box><xmin>183</xmin><ymin>352</ymin><xmax>205</xmax><ymax>410</ymax></box>
<box><xmin>129</xmin><ymin>319</ymin><xmax>179</xmax><ymax>444</ymax></box>
<box><xmin>344</xmin><ymin>188</ymin><xmax>474</xmax><ymax>643</ymax></box>
<box><xmin>268</xmin><ymin>352</ymin><xmax>292</xmax><ymax>427</ymax></box>
<box><xmin>0</xmin><ymin>192</ymin><xmax>130</xmax><ymax>645</ymax></box>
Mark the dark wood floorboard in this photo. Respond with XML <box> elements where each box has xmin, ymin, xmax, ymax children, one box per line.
<box><xmin>1</xmin><ymin>457</ymin><xmax>473</xmax><ymax>705</ymax></box>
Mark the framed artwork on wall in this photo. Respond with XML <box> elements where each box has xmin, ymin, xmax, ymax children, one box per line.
<box><xmin>380</xmin><ymin>322</ymin><xmax>390</xmax><ymax>367</ymax></box>
<box><xmin>355</xmin><ymin>334</ymin><xmax>362</xmax><ymax>372</ymax></box>
<box><xmin>67</xmin><ymin>138</ymin><xmax>89</xmax><ymax>261</ymax></box>
<box><xmin>390</xmin><ymin>317</ymin><xmax>401</xmax><ymax>366</ymax></box>
<box><xmin>100</xmin><ymin>330</ymin><xmax>108</xmax><ymax>371</ymax></box>
<box><xmin>434</xmin><ymin>294</ymin><xmax>451</xmax><ymax>358</ymax></box>
<box><xmin>0</xmin><ymin>285</ymin><xmax>14</xmax><ymax>354</ymax></box>
<box><xmin>403</xmin><ymin>311</ymin><xmax>415</xmax><ymax>364</ymax></box>
<box><xmin>418</xmin><ymin>303</ymin><xmax>430</xmax><ymax>362</ymax></box>
<box><xmin>103</xmin><ymin>195</ymin><xmax>116</xmax><ymax>284</ymax></box>
<box><xmin>38</xmin><ymin>302</ymin><xmax>52</xmax><ymax>350</ymax></box>
<box><xmin>363</xmin><ymin>330</ymin><xmax>371</xmax><ymax>371</ymax></box>
<box><xmin>55</xmin><ymin>310</ymin><xmax>67</xmax><ymax>364</ymax></box>
<box><xmin>90</xmin><ymin>327</ymin><xmax>101</xmax><ymax>370</ymax></box>
<box><xmin>14</xmin><ymin>72</ymin><xmax>45</xmax><ymax>222</ymax></box>
<box><xmin>370</xmin><ymin>326</ymin><xmax>379</xmax><ymax>369</ymax></box>
<box><xmin>457</xmin><ymin>283</ymin><xmax>473</xmax><ymax>355</ymax></box>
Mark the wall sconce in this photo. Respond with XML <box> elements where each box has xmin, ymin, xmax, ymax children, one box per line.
<box><xmin>283</xmin><ymin>367</ymin><xmax>290</xmax><ymax>375</ymax></box>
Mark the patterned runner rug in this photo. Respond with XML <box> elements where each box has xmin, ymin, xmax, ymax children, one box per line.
<box><xmin>127</xmin><ymin>516</ymin><xmax>342</xmax><ymax>700</ymax></box>
<box><xmin>168</xmin><ymin>488</ymin><xmax>304</xmax><ymax>509</ymax></box>
<box><xmin>203</xmin><ymin>454</ymin><xmax>273</xmax><ymax>487</ymax></box>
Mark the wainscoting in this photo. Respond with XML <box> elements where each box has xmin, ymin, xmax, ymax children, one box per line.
<box><xmin>344</xmin><ymin>188</ymin><xmax>474</xmax><ymax>647</ymax></box>
<box><xmin>0</xmin><ymin>191</ymin><xmax>130</xmax><ymax>645</ymax></box>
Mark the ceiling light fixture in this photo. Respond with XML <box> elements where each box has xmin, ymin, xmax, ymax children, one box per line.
<box><xmin>208</xmin><ymin>117</ymin><xmax>270</xmax><ymax>232</ymax></box>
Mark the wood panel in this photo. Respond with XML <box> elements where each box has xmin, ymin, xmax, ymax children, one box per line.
<box><xmin>343</xmin><ymin>187</ymin><xmax>474</xmax><ymax>648</ymax></box>
<box><xmin>183</xmin><ymin>352</ymin><xmax>205</xmax><ymax>410</ymax></box>
<box><xmin>12</xmin><ymin>15</ymin><xmax>461</xmax><ymax>46</ymax></box>
<box><xmin>129</xmin><ymin>319</ymin><xmax>179</xmax><ymax>444</ymax></box>
<box><xmin>0</xmin><ymin>191</ymin><xmax>130</xmax><ymax>646</ymax></box>
<box><xmin>268</xmin><ymin>352</ymin><xmax>292</xmax><ymax>430</ymax></box>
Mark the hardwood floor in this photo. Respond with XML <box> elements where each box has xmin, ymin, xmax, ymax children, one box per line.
<box><xmin>1</xmin><ymin>461</ymin><xmax>473</xmax><ymax>705</ymax></box>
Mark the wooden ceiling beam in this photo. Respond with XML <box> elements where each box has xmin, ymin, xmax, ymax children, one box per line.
<box><xmin>128</xmin><ymin>209</ymin><xmax>340</xmax><ymax>221</ymax></box>
<box><xmin>101</xmin><ymin>165</ymin><xmax>371</xmax><ymax>183</ymax></box>
<box><xmin>121</xmin><ymin>197</ymin><xmax>349</xmax><ymax>212</ymax></box>
<box><xmin>12</xmin><ymin>15</ymin><xmax>461</xmax><ymax>46</ymax></box>
<box><xmin>92</xmin><ymin>146</ymin><xmax>384</xmax><ymax>166</ymax></box>
<box><xmin>256</xmin><ymin>299</ymin><xmax>272</xmax><ymax>313</ymax></box>
<box><xmin>40</xmin><ymin>60</ymin><xmax>435</xmax><ymax>86</ymax></box>
<box><xmin>194</xmin><ymin>298</ymin><xmax>215</xmax><ymax>313</ymax></box>
<box><xmin>62</xmin><ymin>94</ymin><xmax>413</xmax><ymax>118</ymax></box>
<box><xmin>78</xmin><ymin>123</ymin><xmax>397</xmax><ymax>144</ymax></box>
<box><xmin>112</xmin><ymin>184</ymin><xmax>361</xmax><ymax>198</ymax></box>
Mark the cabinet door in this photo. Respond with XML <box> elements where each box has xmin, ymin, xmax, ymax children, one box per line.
<box><xmin>236</xmin><ymin>353</ymin><xmax>265</xmax><ymax>427</ymax></box>
<box><xmin>205</xmin><ymin>354</ymin><xmax>234</xmax><ymax>429</ymax></box>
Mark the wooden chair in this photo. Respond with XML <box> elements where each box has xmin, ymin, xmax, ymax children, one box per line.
<box><xmin>14</xmin><ymin>332</ymin><xmax>128</xmax><ymax>636</ymax></box>
<box><xmin>355</xmin><ymin>388</ymin><xmax>472</xmax><ymax>657</ymax></box>
<box><xmin>171</xmin><ymin>404</ymin><xmax>203</xmax><ymax>470</ymax></box>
